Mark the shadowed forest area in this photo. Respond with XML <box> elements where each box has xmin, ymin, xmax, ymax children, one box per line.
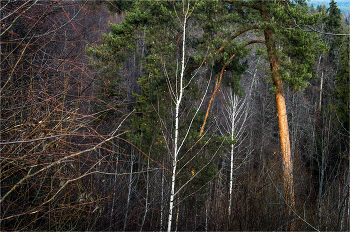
<box><xmin>1</xmin><ymin>0</ymin><xmax>349</xmax><ymax>231</ymax></box>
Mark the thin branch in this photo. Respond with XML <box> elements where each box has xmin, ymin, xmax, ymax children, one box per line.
<box><xmin>223</xmin><ymin>0</ymin><xmax>262</xmax><ymax>11</ymax></box>
<box><xmin>267</xmin><ymin>172</ymin><xmax>320</xmax><ymax>231</ymax></box>
<box><xmin>0</xmin><ymin>134</ymin><xmax>70</xmax><ymax>145</ymax></box>
<box><xmin>199</xmin><ymin>39</ymin><xmax>264</xmax><ymax>136</ymax></box>
<box><xmin>0</xmin><ymin>110</ymin><xmax>134</xmax><ymax>204</ymax></box>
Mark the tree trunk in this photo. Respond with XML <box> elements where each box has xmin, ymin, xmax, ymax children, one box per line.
<box><xmin>167</xmin><ymin>15</ymin><xmax>187</xmax><ymax>232</ymax></box>
<box><xmin>140</xmin><ymin>158</ymin><xmax>150</xmax><ymax>231</ymax></box>
<box><xmin>263</xmin><ymin>25</ymin><xmax>295</xmax><ymax>229</ymax></box>
<box><xmin>124</xmin><ymin>148</ymin><xmax>134</xmax><ymax>231</ymax></box>
<box><xmin>228</xmin><ymin>92</ymin><xmax>238</xmax><ymax>216</ymax></box>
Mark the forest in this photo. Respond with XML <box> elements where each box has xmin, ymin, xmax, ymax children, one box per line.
<box><xmin>1</xmin><ymin>0</ymin><xmax>349</xmax><ymax>231</ymax></box>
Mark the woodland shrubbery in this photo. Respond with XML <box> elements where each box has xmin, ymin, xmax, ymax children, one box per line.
<box><xmin>1</xmin><ymin>0</ymin><xmax>349</xmax><ymax>231</ymax></box>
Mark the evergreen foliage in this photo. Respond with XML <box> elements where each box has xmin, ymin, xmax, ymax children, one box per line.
<box><xmin>324</xmin><ymin>0</ymin><xmax>342</xmax><ymax>33</ymax></box>
<box><xmin>324</xmin><ymin>0</ymin><xmax>344</xmax><ymax>62</ymax></box>
<box><xmin>333</xmin><ymin>29</ymin><xmax>350</xmax><ymax>131</ymax></box>
<box><xmin>87</xmin><ymin>1</ymin><xmax>344</xmax><ymax>230</ymax></box>
<box><xmin>3</xmin><ymin>0</ymin><xmax>350</xmax><ymax>230</ymax></box>
<box><xmin>88</xmin><ymin>1</ymin><xmax>233</xmax><ymax>211</ymax></box>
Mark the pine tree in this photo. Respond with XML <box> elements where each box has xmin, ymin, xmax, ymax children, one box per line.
<box><xmin>324</xmin><ymin>0</ymin><xmax>343</xmax><ymax>63</ymax></box>
<box><xmin>325</xmin><ymin>0</ymin><xmax>342</xmax><ymax>33</ymax></box>
<box><xmin>333</xmin><ymin>29</ymin><xmax>350</xmax><ymax>131</ymax></box>
<box><xmin>88</xmin><ymin>2</ymin><xmax>229</xmax><ymax>230</ymax></box>
<box><xmin>194</xmin><ymin>2</ymin><xmax>325</xmax><ymax>228</ymax></box>
<box><xmin>89</xmin><ymin>1</ymin><xmax>326</xmax><ymax>230</ymax></box>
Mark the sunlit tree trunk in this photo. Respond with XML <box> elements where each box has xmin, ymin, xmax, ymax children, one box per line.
<box><xmin>263</xmin><ymin>22</ymin><xmax>295</xmax><ymax>229</ymax></box>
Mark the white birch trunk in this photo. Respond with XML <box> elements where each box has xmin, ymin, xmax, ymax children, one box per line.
<box><xmin>140</xmin><ymin>158</ymin><xmax>150</xmax><ymax>231</ymax></box>
<box><xmin>175</xmin><ymin>195</ymin><xmax>180</xmax><ymax>232</ymax></box>
<box><xmin>219</xmin><ymin>59</ymin><xmax>258</xmax><ymax>218</ymax></box>
<box><xmin>318</xmin><ymin>145</ymin><xmax>325</xmax><ymax>230</ymax></box>
<box><xmin>124</xmin><ymin>148</ymin><xmax>134</xmax><ymax>231</ymax></box>
<box><xmin>220</xmin><ymin>85</ymin><xmax>251</xmax><ymax>217</ymax></box>
<box><xmin>348</xmin><ymin>156</ymin><xmax>350</xmax><ymax>231</ymax></box>
<box><xmin>205</xmin><ymin>201</ymin><xmax>208</xmax><ymax>231</ymax></box>
<box><xmin>167</xmin><ymin>15</ymin><xmax>187</xmax><ymax>232</ymax></box>
<box><xmin>160</xmin><ymin>165</ymin><xmax>164</xmax><ymax>230</ymax></box>
<box><xmin>340</xmin><ymin>154</ymin><xmax>350</xmax><ymax>231</ymax></box>
<box><xmin>110</xmin><ymin>142</ymin><xmax>119</xmax><ymax>228</ymax></box>
<box><xmin>228</xmin><ymin>93</ymin><xmax>238</xmax><ymax>216</ymax></box>
<box><xmin>319</xmin><ymin>71</ymin><xmax>323</xmax><ymax>110</ymax></box>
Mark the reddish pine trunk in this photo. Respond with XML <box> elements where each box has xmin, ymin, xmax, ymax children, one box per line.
<box><xmin>263</xmin><ymin>17</ymin><xmax>296</xmax><ymax>230</ymax></box>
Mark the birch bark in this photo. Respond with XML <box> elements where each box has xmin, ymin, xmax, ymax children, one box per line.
<box><xmin>167</xmin><ymin>14</ymin><xmax>187</xmax><ymax>232</ymax></box>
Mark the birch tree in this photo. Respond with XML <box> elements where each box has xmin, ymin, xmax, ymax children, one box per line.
<box><xmin>87</xmin><ymin>0</ymin><xmax>339</xmax><ymax>230</ymax></box>
<box><xmin>218</xmin><ymin>58</ymin><xmax>260</xmax><ymax>216</ymax></box>
<box><xmin>190</xmin><ymin>2</ymin><xmax>326</xmax><ymax>228</ymax></box>
<box><xmin>163</xmin><ymin>3</ymin><xmax>216</xmax><ymax>230</ymax></box>
<box><xmin>167</xmin><ymin>10</ymin><xmax>188</xmax><ymax>230</ymax></box>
